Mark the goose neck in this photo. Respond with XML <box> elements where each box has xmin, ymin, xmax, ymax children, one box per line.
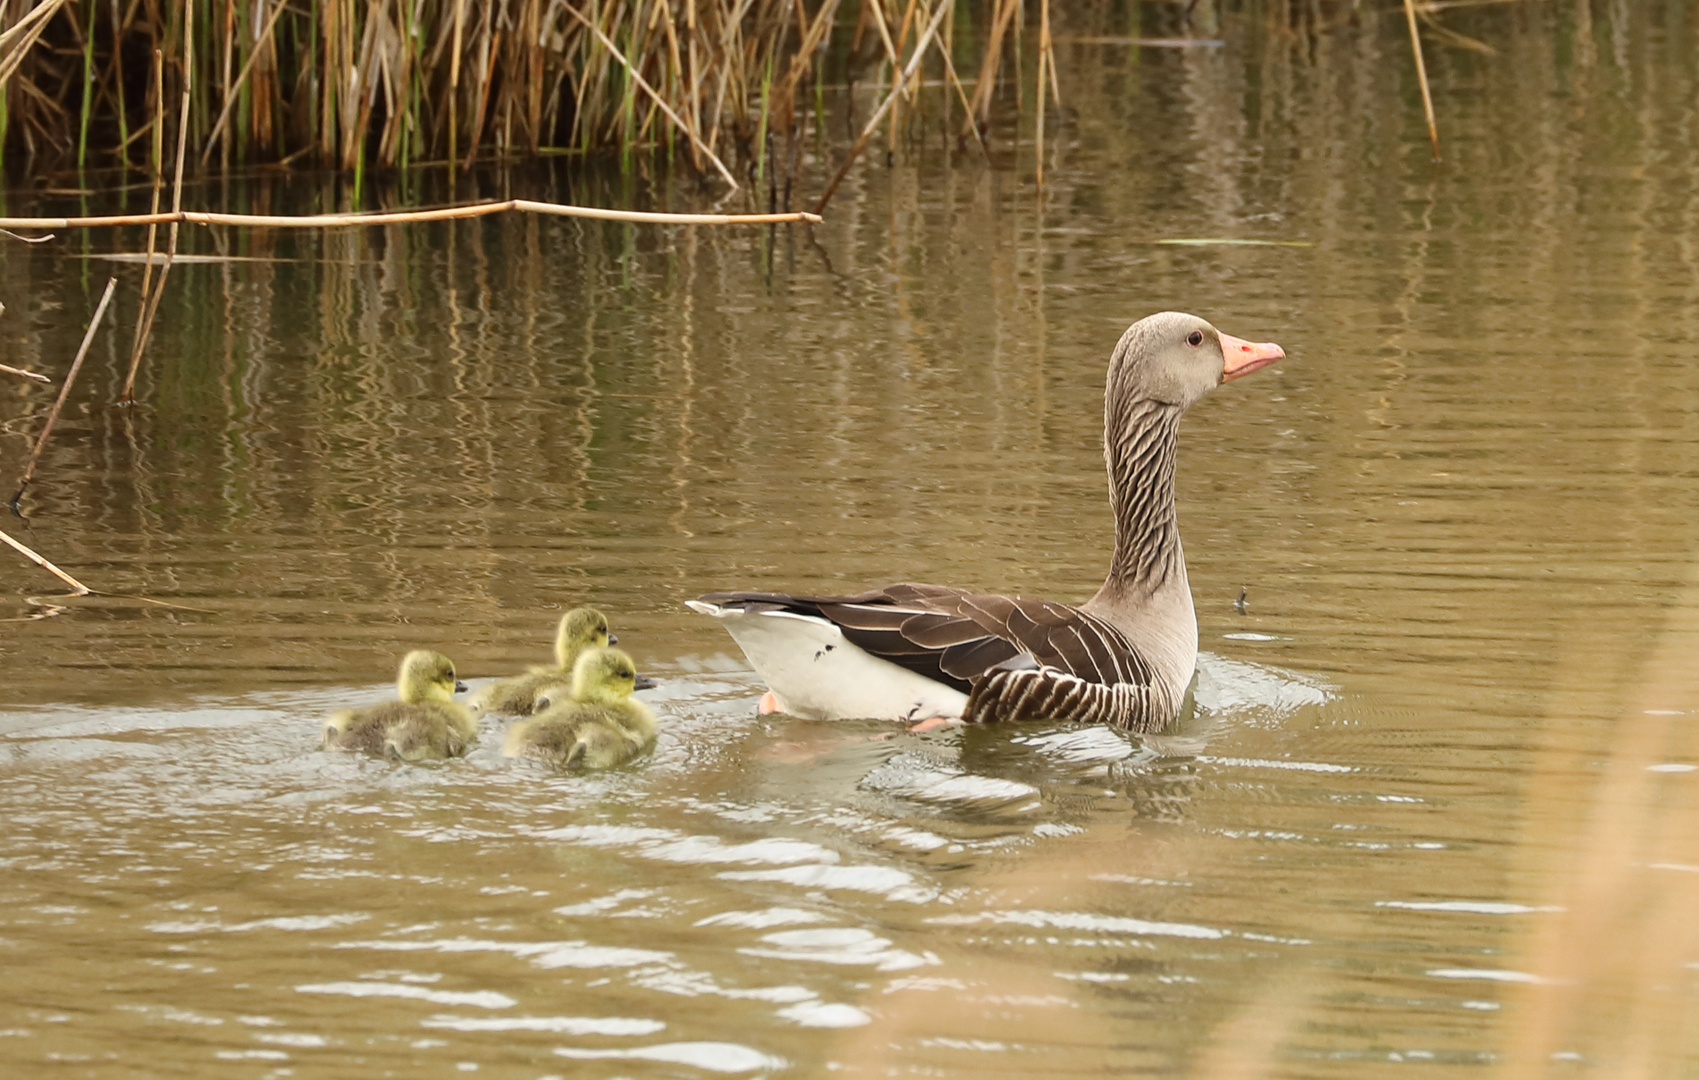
<box><xmin>1099</xmin><ymin>398</ymin><xmax>1185</xmax><ymax>598</ymax></box>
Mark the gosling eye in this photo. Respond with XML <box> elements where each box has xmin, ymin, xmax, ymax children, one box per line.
<box><xmin>1186</xmin><ymin>330</ymin><xmax>1205</xmax><ymax>347</ymax></box>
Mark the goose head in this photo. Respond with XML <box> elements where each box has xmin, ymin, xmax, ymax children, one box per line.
<box><xmin>555</xmin><ymin>606</ymin><xmax>615</xmax><ymax>668</ymax></box>
<box><xmin>396</xmin><ymin>650</ymin><xmax>467</xmax><ymax>705</ymax></box>
<box><xmin>1106</xmin><ymin>311</ymin><xmax>1284</xmax><ymax>410</ymax></box>
<box><xmin>568</xmin><ymin>646</ymin><xmax>642</xmax><ymax>705</ymax></box>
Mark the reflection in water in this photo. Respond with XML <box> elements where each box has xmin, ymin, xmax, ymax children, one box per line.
<box><xmin>4</xmin><ymin>3</ymin><xmax>1699</xmax><ymax>1077</ymax></box>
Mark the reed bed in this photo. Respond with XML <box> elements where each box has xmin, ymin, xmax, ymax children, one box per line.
<box><xmin>0</xmin><ymin>0</ymin><xmax>1057</xmax><ymax>195</ymax></box>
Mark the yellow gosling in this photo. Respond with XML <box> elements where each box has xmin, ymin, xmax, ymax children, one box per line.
<box><xmin>323</xmin><ymin>650</ymin><xmax>478</xmax><ymax>763</ymax></box>
<box><xmin>504</xmin><ymin>647</ymin><xmax>657</xmax><ymax>770</ymax></box>
<box><xmin>471</xmin><ymin>607</ymin><xmax>614</xmax><ymax>716</ymax></box>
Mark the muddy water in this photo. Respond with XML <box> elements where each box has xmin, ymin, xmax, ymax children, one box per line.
<box><xmin>3</xmin><ymin>4</ymin><xmax>1698</xmax><ymax>1077</ymax></box>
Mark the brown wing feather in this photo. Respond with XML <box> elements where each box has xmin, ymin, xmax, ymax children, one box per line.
<box><xmin>698</xmin><ymin>584</ymin><xmax>1156</xmax><ymax>707</ymax></box>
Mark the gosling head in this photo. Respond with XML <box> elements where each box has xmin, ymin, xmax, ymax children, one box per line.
<box><xmin>1105</xmin><ymin>311</ymin><xmax>1284</xmax><ymax>413</ymax></box>
<box><xmin>396</xmin><ymin>650</ymin><xmax>466</xmax><ymax>705</ymax></box>
<box><xmin>555</xmin><ymin>607</ymin><xmax>615</xmax><ymax>668</ymax></box>
<box><xmin>569</xmin><ymin>646</ymin><xmax>641</xmax><ymax>705</ymax></box>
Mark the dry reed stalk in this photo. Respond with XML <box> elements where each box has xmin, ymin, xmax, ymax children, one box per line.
<box><xmin>964</xmin><ymin>0</ymin><xmax>1018</xmax><ymax>138</ymax></box>
<box><xmin>119</xmin><ymin>3</ymin><xmax>192</xmax><ymax>406</ymax></box>
<box><xmin>1035</xmin><ymin>0</ymin><xmax>1049</xmax><ymax>186</ymax></box>
<box><xmin>814</xmin><ymin>0</ymin><xmax>948</xmax><ymax>213</ymax></box>
<box><xmin>777</xmin><ymin>0</ymin><xmax>842</xmax><ymax>105</ymax></box>
<box><xmin>0</xmin><ymin>527</ymin><xmax>90</xmax><ymax>594</ymax></box>
<box><xmin>12</xmin><ymin>276</ymin><xmax>118</xmax><ymax>506</ymax></box>
<box><xmin>560</xmin><ymin>0</ymin><xmax>739</xmax><ymax>188</ymax></box>
<box><xmin>200</xmin><ymin>0</ymin><xmax>287</xmax><ymax>166</ymax></box>
<box><xmin>123</xmin><ymin>50</ymin><xmax>166</xmax><ymax>406</ymax></box>
<box><xmin>865</xmin><ymin>0</ymin><xmax>903</xmax><ymax>92</ymax></box>
<box><xmin>890</xmin><ymin>0</ymin><xmax>920</xmax><ymax>152</ymax></box>
<box><xmin>0</xmin><ymin>0</ymin><xmax>71</xmax><ymax>88</ymax></box>
<box><xmin>0</xmin><ymin>198</ymin><xmax>823</xmax><ymax>229</ymax></box>
<box><xmin>1499</xmin><ymin>570</ymin><xmax>1699</xmax><ymax>1074</ymax></box>
<box><xmin>1403</xmin><ymin>0</ymin><xmax>1440</xmax><ymax>161</ymax></box>
<box><xmin>931</xmin><ymin>2</ymin><xmax>986</xmax><ymax>159</ymax></box>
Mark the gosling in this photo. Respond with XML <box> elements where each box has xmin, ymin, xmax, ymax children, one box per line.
<box><xmin>471</xmin><ymin>607</ymin><xmax>616</xmax><ymax>716</ymax></box>
<box><xmin>504</xmin><ymin>646</ymin><xmax>657</xmax><ymax>770</ymax></box>
<box><xmin>323</xmin><ymin>650</ymin><xmax>478</xmax><ymax>762</ymax></box>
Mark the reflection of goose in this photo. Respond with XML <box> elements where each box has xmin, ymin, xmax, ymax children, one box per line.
<box><xmin>471</xmin><ymin>607</ymin><xmax>616</xmax><ymax>716</ymax></box>
<box><xmin>503</xmin><ymin>647</ymin><xmax>657</xmax><ymax>770</ymax></box>
<box><xmin>323</xmin><ymin>650</ymin><xmax>478</xmax><ymax>761</ymax></box>
<box><xmin>689</xmin><ymin>312</ymin><xmax>1283</xmax><ymax>731</ymax></box>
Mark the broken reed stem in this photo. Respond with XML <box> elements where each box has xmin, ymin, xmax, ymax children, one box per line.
<box><xmin>0</xmin><ymin>199</ymin><xmax>822</xmax><ymax>230</ymax></box>
<box><xmin>1</xmin><ymin>363</ymin><xmax>52</xmax><ymax>383</ymax></box>
<box><xmin>559</xmin><ymin>1</ymin><xmax>739</xmax><ymax>189</ymax></box>
<box><xmin>1404</xmin><ymin>0</ymin><xmax>1440</xmax><ymax>161</ymax></box>
<box><xmin>120</xmin><ymin>11</ymin><xmax>194</xmax><ymax>406</ymax></box>
<box><xmin>815</xmin><ymin>0</ymin><xmax>951</xmax><ymax>214</ymax></box>
<box><xmin>0</xmin><ymin>528</ymin><xmax>91</xmax><ymax>595</ymax></box>
<box><xmin>13</xmin><ymin>276</ymin><xmax>119</xmax><ymax>505</ymax></box>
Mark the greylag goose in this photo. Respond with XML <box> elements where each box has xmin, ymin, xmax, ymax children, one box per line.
<box><xmin>504</xmin><ymin>647</ymin><xmax>658</xmax><ymax>769</ymax></box>
<box><xmin>687</xmin><ymin>311</ymin><xmax>1283</xmax><ymax>731</ymax></box>
<box><xmin>323</xmin><ymin>650</ymin><xmax>479</xmax><ymax>761</ymax></box>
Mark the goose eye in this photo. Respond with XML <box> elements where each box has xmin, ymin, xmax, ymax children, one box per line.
<box><xmin>1186</xmin><ymin>330</ymin><xmax>1204</xmax><ymax>347</ymax></box>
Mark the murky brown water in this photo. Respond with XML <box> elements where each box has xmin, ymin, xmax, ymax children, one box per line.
<box><xmin>4</xmin><ymin>3</ymin><xmax>1699</xmax><ymax>1077</ymax></box>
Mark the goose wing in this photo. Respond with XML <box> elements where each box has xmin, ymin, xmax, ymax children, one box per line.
<box><xmin>696</xmin><ymin>583</ymin><xmax>1157</xmax><ymax>709</ymax></box>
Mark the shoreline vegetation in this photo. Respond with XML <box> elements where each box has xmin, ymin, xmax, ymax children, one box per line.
<box><xmin>0</xmin><ymin>0</ymin><xmax>1467</xmax><ymax>212</ymax></box>
<box><xmin>0</xmin><ymin>0</ymin><xmax>1072</xmax><ymax>204</ymax></box>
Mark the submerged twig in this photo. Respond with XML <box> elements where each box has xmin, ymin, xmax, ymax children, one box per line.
<box><xmin>12</xmin><ymin>277</ymin><xmax>120</xmax><ymax>510</ymax></box>
<box><xmin>1403</xmin><ymin>0</ymin><xmax>1440</xmax><ymax>161</ymax></box>
<box><xmin>815</xmin><ymin>0</ymin><xmax>951</xmax><ymax>214</ymax></box>
<box><xmin>0</xmin><ymin>528</ymin><xmax>90</xmax><ymax>595</ymax></box>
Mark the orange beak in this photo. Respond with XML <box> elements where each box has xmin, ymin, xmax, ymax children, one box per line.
<box><xmin>1219</xmin><ymin>331</ymin><xmax>1285</xmax><ymax>382</ymax></box>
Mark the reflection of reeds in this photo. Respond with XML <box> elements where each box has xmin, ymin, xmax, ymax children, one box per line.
<box><xmin>0</xmin><ymin>0</ymin><xmax>1054</xmax><ymax>186</ymax></box>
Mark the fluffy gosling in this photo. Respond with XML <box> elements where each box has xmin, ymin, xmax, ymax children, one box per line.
<box><xmin>323</xmin><ymin>650</ymin><xmax>478</xmax><ymax>763</ymax></box>
<box><xmin>503</xmin><ymin>646</ymin><xmax>657</xmax><ymax>770</ymax></box>
<box><xmin>470</xmin><ymin>607</ymin><xmax>615</xmax><ymax>716</ymax></box>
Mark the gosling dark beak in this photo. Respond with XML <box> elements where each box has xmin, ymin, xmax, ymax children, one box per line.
<box><xmin>634</xmin><ymin>674</ymin><xmax>659</xmax><ymax>691</ymax></box>
<box><xmin>455</xmin><ymin>680</ymin><xmax>469</xmax><ymax>693</ymax></box>
<box><xmin>608</xmin><ymin>632</ymin><xmax>619</xmax><ymax>645</ymax></box>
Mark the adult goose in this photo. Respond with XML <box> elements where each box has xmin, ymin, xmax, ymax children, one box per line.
<box><xmin>687</xmin><ymin>311</ymin><xmax>1283</xmax><ymax>732</ymax></box>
